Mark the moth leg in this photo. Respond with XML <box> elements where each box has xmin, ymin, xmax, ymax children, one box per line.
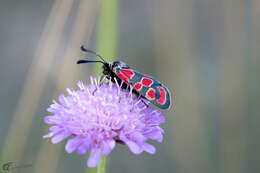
<box><xmin>137</xmin><ymin>93</ymin><xmax>150</xmax><ymax>107</ymax></box>
<box><xmin>99</xmin><ymin>74</ymin><xmax>106</xmax><ymax>83</ymax></box>
<box><xmin>141</xmin><ymin>98</ymin><xmax>150</xmax><ymax>107</ymax></box>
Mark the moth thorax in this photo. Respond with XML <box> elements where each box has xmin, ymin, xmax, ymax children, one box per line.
<box><xmin>112</xmin><ymin>61</ymin><xmax>129</xmax><ymax>73</ymax></box>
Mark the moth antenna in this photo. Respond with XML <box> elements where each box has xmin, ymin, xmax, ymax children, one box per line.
<box><xmin>77</xmin><ymin>60</ymin><xmax>104</xmax><ymax>64</ymax></box>
<box><xmin>80</xmin><ymin>45</ymin><xmax>107</xmax><ymax>63</ymax></box>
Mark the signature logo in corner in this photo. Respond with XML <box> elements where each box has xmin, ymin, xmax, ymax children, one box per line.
<box><xmin>1</xmin><ymin>162</ymin><xmax>32</xmax><ymax>172</ymax></box>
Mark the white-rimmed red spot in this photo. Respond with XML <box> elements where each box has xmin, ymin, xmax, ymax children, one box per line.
<box><xmin>117</xmin><ymin>72</ymin><xmax>129</xmax><ymax>83</ymax></box>
<box><xmin>134</xmin><ymin>82</ymin><xmax>142</xmax><ymax>91</ymax></box>
<box><xmin>121</xmin><ymin>69</ymin><xmax>135</xmax><ymax>79</ymax></box>
<box><xmin>141</xmin><ymin>77</ymin><xmax>153</xmax><ymax>87</ymax></box>
<box><xmin>157</xmin><ymin>86</ymin><xmax>166</xmax><ymax>105</ymax></box>
<box><xmin>146</xmin><ymin>88</ymin><xmax>156</xmax><ymax>100</ymax></box>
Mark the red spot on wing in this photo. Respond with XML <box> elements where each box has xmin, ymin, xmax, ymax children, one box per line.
<box><xmin>157</xmin><ymin>86</ymin><xmax>166</xmax><ymax>105</ymax></box>
<box><xmin>117</xmin><ymin>72</ymin><xmax>129</xmax><ymax>83</ymax></box>
<box><xmin>134</xmin><ymin>82</ymin><xmax>142</xmax><ymax>91</ymax></box>
<box><xmin>146</xmin><ymin>88</ymin><xmax>156</xmax><ymax>100</ymax></box>
<box><xmin>141</xmin><ymin>77</ymin><xmax>153</xmax><ymax>87</ymax></box>
<box><xmin>121</xmin><ymin>69</ymin><xmax>135</xmax><ymax>79</ymax></box>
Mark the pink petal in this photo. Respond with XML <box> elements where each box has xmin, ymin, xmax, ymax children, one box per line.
<box><xmin>142</xmin><ymin>143</ymin><xmax>156</xmax><ymax>154</ymax></box>
<box><xmin>43</xmin><ymin>126</ymin><xmax>63</xmax><ymax>138</ymax></box>
<box><xmin>126</xmin><ymin>140</ymin><xmax>143</xmax><ymax>154</ymax></box>
<box><xmin>77</xmin><ymin>80</ymin><xmax>85</xmax><ymax>90</ymax></box>
<box><xmin>44</xmin><ymin>116</ymin><xmax>61</xmax><ymax>124</ymax></box>
<box><xmin>51</xmin><ymin>131</ymin><xmax>71</xmax><ymax>144</ymax></box>
<box><xmin>119</xmin><ymin>132</ymin><xmax>143</xmax><ymax>154</ymax></box>
<box><xmin>146</xmin><ymin>130</ymin><xmax>163</xmax><ymax>142</ymax></box>
<box><xmin>77</xmin><ymin>139</ymin><xmax>91</xmax><ymax>155</ymax></box>
<box><xmin>102</xmin><ymin>139</ymin><xmax>115</xmax><ymax>156</ymax></box>
<box><xmin>65</xmin><ymin>136</ymin><xmax>82</xmax><ymax>153</ymax></box>
<box><xmin>66</xmin><ymin>88</ymin><xmax>73</xmax><ymax>95</ymax></box>
<box><xmin>43</xmin><ymin>132</ymin><xmax>54</xmax><ymax>138</ymax></box>
<box><xmin>132</xmin><ymin>132</ymin><xmax>146</xmax><ymax>143</ymax></box>
<box><xmin>87</xmin><ymin>149</ymin><xmax>101</xmax><ymax>167</ymax></box>
<box><xmin>108</xmin><ymin>139</ymin><xmax>116</xmax><ymax>149</ymax></box>
<box><xmin>50</xmin><ymin>126</ymin><xmax>63</xmax><ymax>133</ymax></box>
<box><xmin>58</xmin><ymin>94</ymin><xmax>67</xmax><ymax>106</ymax></box>
<box><xmin>158</xmin><ymin>116</ymin><xmax>165</xmax><ymax>124</ymax></box>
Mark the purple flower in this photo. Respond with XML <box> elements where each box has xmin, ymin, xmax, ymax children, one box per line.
<box><xmin>43</xmin><ymin>76</ymin><xmax>165</xmax><ymax>167</ymax></box>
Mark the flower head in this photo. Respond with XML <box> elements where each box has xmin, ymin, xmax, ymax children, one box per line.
<box><xmin>43</xmin><ymin>76</ymin><xmax>165</xmax><ymax>167</ymax></box>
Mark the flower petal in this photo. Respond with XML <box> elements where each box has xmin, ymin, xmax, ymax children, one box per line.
<box><xmin>108</xmin><ymin>139</ymin><xmax>116</xmax><ymax>149</ymax></box>
<box><xmin>65</xmin><ymin>136</ymin><xmax>82</xmax><ymax>153</ymax></box>
<box><xmin>77</xmin><ymin>139</ymin><xmax>91</xmax><ymax>155</ymax></box>
<box><xmin>44</xmin><ymin>116</ymin><xmax>61</xmax><ymax>124</ymax></box>
<box><xmin>87</xmin><ymin>149</ymin><xmax>101</xmax><ymax>167</ymax></box>
<box><xmin>102</xmin><ymin>139</ymin><xmax>115</xmax><ymax>156</ymax></box>
<box><xmin>59</xmin><ymin>94</ymin><xmax>68</xmax><ymax>106</ymax></box>
<box><xmin>142</xmin><ymin>143</ymin><xmax>156</xmax><ymax>154</ymax></box>
<box><xmin>77</xmin><ymin>80</ymin><xmax>85</xmax><ymax>90</ymax></box>
<box><xmin>51</xmin><ymin>131</ymin><xmax>71</xmax><ymax>144</ymax></box>
<box><xmin>119</xmin><ymin>132</ymin><xmax>142</xmax><ymax>154</ymax></box>
<box><xmin>145</xmin><ymin>130</ymin><xmax>163</xmax><ymax>142</ymax></box>
<box><xmin>43</xmin><ymin>132</ymin><xmax>55</xmax><ymax>138</ymax></box>
<box><xmin>126</xmin><ymin>140</ymin><xmax>143</xmax><ymax>154</ymax></box>
<box><xmin>77</xmin><ymin>144</ymin><xmax>89</xmax><ymax>155</ymax></box>
<box><xmin>50</xmin><ymin>126</ymin><xmax>63</xmax><ymax>133</ymax></box>
<box><xmin>132</xmin><ymin>132</ymin><xmax>146</xmax><ymax>143</ymax></box>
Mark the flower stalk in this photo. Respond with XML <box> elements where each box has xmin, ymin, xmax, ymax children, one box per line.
<box><xmin>94</xmin><ymin>0</ymin><xmax>119</xmax><ymax>172</ymax></box>
<box><xmin>97</xmin><ymin>154</ymin><xmax>106</xmax><ymax>173</ymax></box>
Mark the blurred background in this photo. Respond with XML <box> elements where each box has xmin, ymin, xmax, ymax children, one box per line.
<box><xmin>0</xmin><ymin>0</ymin><xmax>259</xmax><ymax>173</ymax></box>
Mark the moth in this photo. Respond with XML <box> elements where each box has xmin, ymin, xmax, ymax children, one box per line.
<box><xmin>77</xmin><ymin>45</ymin><xmax>171</xmax><ymax>109</ymax></box>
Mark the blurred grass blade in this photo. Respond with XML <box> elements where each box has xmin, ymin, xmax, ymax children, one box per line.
<box><xmin>150</xmin><ymin>0</ymin><xmax>206</xmax><ymax>172</ymax></box>
<box><xmin>93</xmin><ymin>0</ymin><xmax>119</xmax><ymax>75</ymax></box>
<box><xmin>32</xmin><ymin>1</ymin><xmax>98</xmax><ymax>173</ymax></box>
<box><xmin>0</xmin><ymin>0</ymin><xmax>73</xmax><ymax>165</ymax></box>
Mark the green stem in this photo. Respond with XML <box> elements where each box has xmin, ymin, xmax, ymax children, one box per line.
<box><xmin>97</xmin><ymin>155</ymin><xmax>106</xmax><ymax>173</ymax></box>
<box><xmin>87</xmin><ymin>0</ymin><xmax>118</xmax><ymax>173</ymax></box>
